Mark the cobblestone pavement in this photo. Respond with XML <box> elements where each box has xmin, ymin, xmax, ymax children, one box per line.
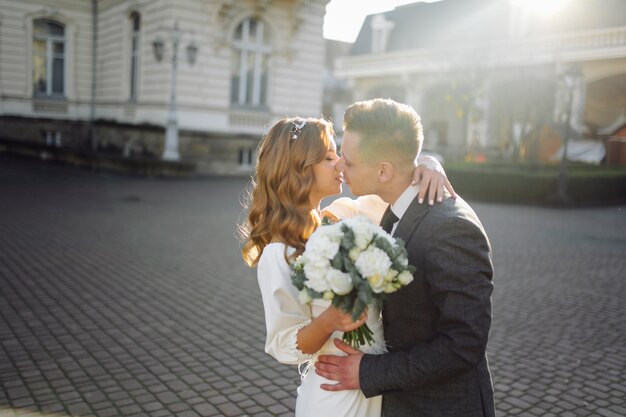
<box><xmin>0</xmin><ymin>154</ymin><xmax>625</xmax><ymax>417</ymax></box>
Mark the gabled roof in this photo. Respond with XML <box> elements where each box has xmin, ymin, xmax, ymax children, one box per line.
<box><xmin>351</xmin><ymin>0</ymin><xmax>626</xmax><ymax>55</ymax></box>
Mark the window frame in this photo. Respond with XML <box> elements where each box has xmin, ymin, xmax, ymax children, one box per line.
<box><xmin>32</xmin><ymin>19</ymin><xmax>66</xmax><ymax>97</ymax></box>
<box><xmin>238</xmin><ymin>147</ymin><xmax>255</xmax><ymax>169</ymax></box>
<box><xmin>230</xmin><ymin>17</ymin><xmax>272</xmax><ymax>109</ymax></box>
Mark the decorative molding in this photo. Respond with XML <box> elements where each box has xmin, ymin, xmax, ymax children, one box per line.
<box><xmin>287</xmin><ymin>0</ymin><xmax>305</xmax><ymax>41</ymax></box>
<box><xmin>123</xmin><ymin>1</ymin><xmax>143</xmax><ymax>18</ymax></box>
<box><xmin>229</xmin><ymin>109</ymin><xmax>271</xmax><ymax>128</ymax></box>
<box><xmin>32</xmin><ymin>99</ymin><xmax>68</xmax><ymax>114</ymax></box>
<box><xmin>209</xmin><ymin>0</ymin><xmax>237</xmax><ymax>50</ymax></box>
<box><xmin>253</xmin><ymin>0</ymin><xmax>272</xmax><ymax>14</ymax></box>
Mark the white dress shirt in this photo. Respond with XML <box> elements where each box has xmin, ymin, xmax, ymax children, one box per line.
<box><xmin>389</xmin><ymin>184</ymin><xmax>420</xmax><ymax>236</ymax></box>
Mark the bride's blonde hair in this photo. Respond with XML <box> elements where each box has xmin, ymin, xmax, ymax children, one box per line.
<box><xmin>240</xmin><ymin>117</ymin><xmax>335</xmax><ymax>267</ymax></box>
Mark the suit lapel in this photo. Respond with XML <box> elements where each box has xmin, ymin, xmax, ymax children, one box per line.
<box><xmin>393</xmin><ymin>195</ymin><xmax>429</xmax><ymax>244</ymax></box>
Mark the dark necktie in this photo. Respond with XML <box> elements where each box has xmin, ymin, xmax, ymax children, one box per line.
<box><xmin>380</xmin><ymin>206</ymin><xmax>399</xmax><ymax>234</ymax></box>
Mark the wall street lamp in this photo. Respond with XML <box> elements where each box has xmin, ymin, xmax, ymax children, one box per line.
<box><xmin>152</xmin><ymin>22</ymin><xmax>197</xmax><ymax>161</ymax></box>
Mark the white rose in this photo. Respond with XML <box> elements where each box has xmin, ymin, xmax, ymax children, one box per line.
<box><xmin>397</xmin><ymin>270</ymin><xmax>414</xmax><ymax>286</ymax></box>
<box><xmin>308</xmin><ymin>224</ymin><xmax>342</xmax><ymax>245</ymax></box>
<box><xmin>321</xmin><ymin>222</ymin><xmax>344</xmax><ymax>241</ymax></box>
<box><xmin>304</xmin><ymin>263</ymin><xmax>331</xmax><ymax>292</ymax></box>
<box><xmin>379</xmin><ymin>231</ymin><xmax>396</xmax><ymax>246</ymax></box>
<box><xmin>328</xmin><ymin>269</ymin><xmax>353</xmax><ymax>295</ymax></box>
<box><xmin>368</xmin><ymin>274</ymin><xmax>386</xmax><ymax>293</ymax></box>
<box><xmin>320</xmin><ymin>237</ymin><xmax>340</xmax><ymax>260</ymax></box>
<box><xmin>323</xmin><ymin>291</ymin><xmax>335</xmax><ymax>300</ymax></box>
<box><xmin>355</xmin><ymin>247</ymin><xmax>392</xmax><ymax>279</ymax></box>
<box><xmin>306</xmin><ymin>234</ymin><xmax>340</xmax><ymax>261</ymax></box>
<box><xmin>344</xmin><ymin>217</ymin><xmax>376</xmax><ymax>250</ymax></box>
<box><xmin>298</xmin><ymin>288</ymin><xmax>312</xmax><ymax>304</ymax></box>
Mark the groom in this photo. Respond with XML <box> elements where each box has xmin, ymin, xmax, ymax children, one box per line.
<box><xmin>315</xmin><ymin>98</ymin><xmax>495</xmax><ymax>417</ymax></box>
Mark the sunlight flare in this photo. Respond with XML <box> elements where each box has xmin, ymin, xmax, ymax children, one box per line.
<box><xmin>516</xmin><ymin>0</ymin><xmax>570</xmax><ymax>17</ymax></box>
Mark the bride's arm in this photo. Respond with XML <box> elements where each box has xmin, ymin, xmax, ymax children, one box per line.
<box><xmin>258</xmin><ymin>247</ymin><xmax>366</xmax><ymax>364</ymax></box>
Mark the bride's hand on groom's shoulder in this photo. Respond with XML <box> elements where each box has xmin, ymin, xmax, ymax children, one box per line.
<box><xmin>316</xmin><ymin>339</ymin><xmax>363</xmax><ymax>391</ymax></box>
<box><xmin>413</xmin><ymin>155</ymin><xmax>457</xmax><ymax>205</ymax></box>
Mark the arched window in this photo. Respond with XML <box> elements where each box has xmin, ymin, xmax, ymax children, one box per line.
<box><xmin>33</xmin><ymin>19</ymin><xmax>65</xmax><ymax>96</ymax></box>
<box><xmin>231</xmin><ymin>18</ymin><xmax>270</xmax><ymax>107</ymax></box>
<box><xmin>129</xmin><ymin>12</ymin><xmax>141</xmax><ymax>101</ymax></box>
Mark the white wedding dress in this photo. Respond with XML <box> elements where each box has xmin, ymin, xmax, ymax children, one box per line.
<box><xmin>256</xmin><ymin>195</ymin><xmax>388</xmax><ymax>417</ymax></box>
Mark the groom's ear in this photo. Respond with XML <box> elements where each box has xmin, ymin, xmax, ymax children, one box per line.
<box><xmin>378</xmin><ymin>161</ymin><xmax>394</xmax><ymax>183</ymax></box>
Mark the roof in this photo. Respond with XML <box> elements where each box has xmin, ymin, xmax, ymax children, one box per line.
<box><xmin>598</xmin><ymin>114</ymin><xmax>626</xmax><ymax>135</ymax></box>
<box><xmin>350</xmin><ymin>0</ymin><xmax>626</xmax><ymax>55</ymax></box>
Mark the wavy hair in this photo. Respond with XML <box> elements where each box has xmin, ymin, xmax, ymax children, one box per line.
<box><xmin>240</xmin><ymin>117</ymin><xmax>334</xmax><ymax>267</ymax></box>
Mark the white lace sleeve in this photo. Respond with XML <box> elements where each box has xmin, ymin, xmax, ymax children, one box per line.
<box><xmin>257</xmin><ymin>244</ymin><xmax>313</xmax><ymax>365</ymax></box>
<box><xmin>323</xmin><ymin>195</ymin><xmax>388</xmax><ymax>224</ymax></box>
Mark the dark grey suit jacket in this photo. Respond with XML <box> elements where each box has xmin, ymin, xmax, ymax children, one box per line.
<box><xmin>360</xmin><ymin>195</ymin><xmax>495</xmax><ymax>417</ymax></box>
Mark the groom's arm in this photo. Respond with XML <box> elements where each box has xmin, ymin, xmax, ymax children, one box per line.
<box><xmin>359</xmin><ymin>212</ymin><xmax>493</xmax><ymax>397</ymax></box>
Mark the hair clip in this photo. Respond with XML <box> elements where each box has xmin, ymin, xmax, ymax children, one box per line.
<box><xmin>291</xmin><ymin>120</ymin><xmax>307</xmax><ymax>140</ymax></box>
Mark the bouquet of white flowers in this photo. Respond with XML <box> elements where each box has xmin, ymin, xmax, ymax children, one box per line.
<box><xmin>291</xmin><ymin>216</ymin><xmax>415</xmax><ymax>348</ymax></box>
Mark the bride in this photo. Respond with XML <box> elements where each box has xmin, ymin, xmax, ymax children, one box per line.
<box><xmin>240</xmin><ymin>117</ymin><xmax>452</xmax><ymax>416</ymax></box>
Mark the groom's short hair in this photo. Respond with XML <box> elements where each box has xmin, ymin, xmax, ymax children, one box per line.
<box><xmin>343</xmin><ymin>98</ymin><xmax>423</xmax><ymax>164</ymax></box>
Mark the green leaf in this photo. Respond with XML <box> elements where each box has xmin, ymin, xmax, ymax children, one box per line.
<box><xmin>352</xmin><ymin>297</ymin><xmax>367</xmax><ymax>321</ymax></box>
<box><xmin>330</xmin><ymin>250</ymin><xmax>343</xmax><ymax>270</ymax></box>
<box><xmin>341</xmin><ymin>225</ymin><xmax>355</xmax><ymax>250</ymax></box>
<box><xmin>308</xmin><ymin>288</ymin><xmax>323</xmax><ymax>299</ymax></box>
<box><xmin>291</xmin><ymin>268</ymin><xmax>306</xmax><ymax>289</ymax></box>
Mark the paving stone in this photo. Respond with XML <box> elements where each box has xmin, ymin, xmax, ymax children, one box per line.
<box><xmin>216</xmin><ymin>402</ymin><xmax>244</xmax><ymax>416</ymax></box>
<box><xmin>193</xmin><ymin>403</ymin><xmax>219</xmax><ymax>415</ymax></box>
<box><xmin>151</xmin><ymin>410</ymin><xmax>174</xmax><ymax>417</ymax></box>
<box><xmin>167</xmin><ymin>402</ymin><xmax>190</xmax><ymax>413</ymax></box>
<box><xmin>142</xmin><ymin>402</ymin><xmax>164</xmax><ymax>412</ymax></box>
<box><xmin>0</xmin><ymin>155</ymin><xmax>624</xmax><ymax>417</ymax></box>
<box><xmin>96</xmin><ymin>408</ymin><xmax>119</xmax><ymax>417</ymax></box>
<box><xmin>597</xmin><ymin>408</ymin><xmax>626</xmax><ymax>417</ymax></box>
<box><xmin>66</xmin><ymin>402</ymin><xmax>93</xmax><ymax>415</ymax></box>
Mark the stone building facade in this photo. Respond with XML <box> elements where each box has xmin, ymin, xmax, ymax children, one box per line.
<box><xmin>0</xmin><ymin>0</ymin><xmax>329</xmax><ymax>174</ymax></box>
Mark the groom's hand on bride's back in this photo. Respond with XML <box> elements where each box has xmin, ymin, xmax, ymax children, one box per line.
<box><xmin>315</xmin><ymin>339</ymin><xmax>363</xmax><ymax>391</ymax></box>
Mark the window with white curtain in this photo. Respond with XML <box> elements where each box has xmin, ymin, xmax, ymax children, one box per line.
<box><xmin>33</xmin><ymin>20</ymin><xmax>65</xmax><ymax>96</ymax></box>
<box><xmin>129</xmin><ymin>12</ymin><xmax>141</xmax><ymax>101</ymax></box>
<box><xmin>231</xmin><ymin>18</ymin><xmax>270</xmax><ymax>108</ymax></box>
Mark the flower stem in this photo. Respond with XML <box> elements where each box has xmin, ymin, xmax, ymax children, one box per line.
<box><xmin>343</xmin><ymin>323</ymin><xmax>374</xmax><ymax>349</ymax></box>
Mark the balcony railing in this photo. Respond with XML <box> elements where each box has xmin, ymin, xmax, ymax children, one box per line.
<box><xmin>336</xmin><ymin>26</ymin><xmax>626</xmax><ymax>77</ymax></box>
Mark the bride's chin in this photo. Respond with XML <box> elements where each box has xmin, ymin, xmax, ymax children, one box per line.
<box><xmin>324</xmin><ymin>188</ymin><xmax>342</xmax><ymax>198</ymax></box>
